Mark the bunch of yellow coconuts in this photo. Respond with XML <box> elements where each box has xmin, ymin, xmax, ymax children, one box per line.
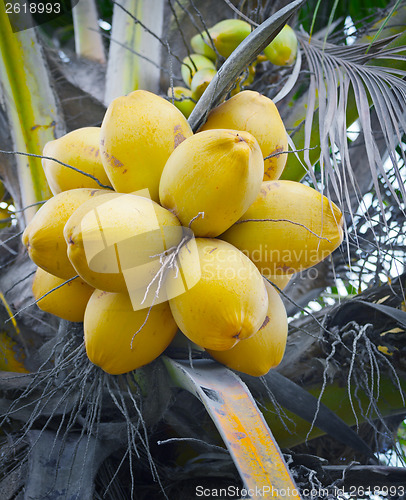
<box><xmin>169</xmin><ymin>20</ymin><xmax>298</xmax><ymax>118</ymax></box>
<box><xmin>23</xmin><ymin>89</ymin><xmax>343</xmax><ymax>377</ymax></box>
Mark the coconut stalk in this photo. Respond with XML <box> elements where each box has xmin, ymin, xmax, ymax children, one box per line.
<box><xmin>164</xmin><ymin>357</ymin><xmax>302</xmax><ymax>499</ymax></box>
<box><xmin>72</xmin><ymin>0</ymin><xmax>106</xmax><ymax>63</ymax></box>
<box><xmin>0</xmin><ymin>10</ymin><xmax>64</xmax><ymax>223</ymax></box>
<box><xmin>104</xmin><ymin>0</ymin><xmax>165</xmax><ymax>104</ymax></box>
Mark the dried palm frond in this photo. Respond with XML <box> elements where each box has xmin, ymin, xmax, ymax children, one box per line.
<box><xmin>282</xmin><ymin>34</ymin><xmax>406</xmax><ymax>226</ymax></box>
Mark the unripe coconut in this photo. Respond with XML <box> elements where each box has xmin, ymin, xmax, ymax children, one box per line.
<box><xmin>42</xmin><ymin>127</ymin><xmax>112</xmax><ymax>194</ymax></box>
<box><xmin>100</xmin><ymin>90</ymin><xmax>193</xmax><ymax>202</ymax></box>
<box><xmin>207</xmin><ymin>280</ymin><xmax>288</xmax><ymax>376</ymax></box>
<box><xmin>0</xmin><ymin>208</ymin><xmax>12</xmax><ymax>228</ymax></box>
<box><xmin>64</xmin><ymin>192</ymin><xmax>183</xmax><ymax>301</ymax></box>
<box><xmin>167</xmin><ymin>86</ymin><xmax>196</xmax><ymax>118</ymax></box>
<box><xmin>190</xmin><ymin>32</ymin><xmax>217</xmax><ymax>61</ymax></box>
<box><xmin>264</xmin><ymin>25</ymin><xmax>298</xmax><ymax>66</ymax></box>
<box><xmin>221</xmin><ymin>181</ymin><xmax>344</xmax><ymax>275</ymax></box>
<box><xmin>159</xmin><ymin>129</ymin><xmax>264</xmax><ymax>237</ymax></box>
<box><xmin>181</xmin><ymin>54</ymin><xmax>216</xmax><ymax>86</ymax></box>
<box><xmin>84</xmin><ymin>290</ymin><xmax>178</xmax><ymax>375</ymax></box>
<box><xmin>201</xmin><ymin>19</ymin><xmax>252</xmax><ymax>58</ymax></box>
<box><xmin>199</xmin><ymin>90</ymin><xmax>288</xmax><ymax>181</ymax></box>
<box><xmin>32</xmin><ymin>267</ymin><xmax>94</xmax><ymax>322</ymax></box>
<box><xmin>168</xmin><ymin>239</ymin><xmax>268</xmax><ymax>351</ymax></box>
<box><xmin>190</xmin><ymin>68</ymin><xmax>216</xmax><ymax>100</ymax></box>
<box><xmin>22</xmin><ymin>188</ymin><xmax>108</xmax><ymax>280</ymax></box>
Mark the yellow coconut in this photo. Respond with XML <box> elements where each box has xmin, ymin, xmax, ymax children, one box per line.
<box><xmin>84</xmin><ymin>289</ymin><xmax>178</xmax><ymax>374</ymax></box>
<box><xmin>264</xmin><ymin>25</ymin><xmax>298</xmax><ymax>66</ymax></box>
<box><xmin>100</xmin><ymin>90</ymin><xmax>193</xmax><ymax>202</ymax></box>
<box><xmin>199</xmin><ymin>90</ymin><xmax>288</xmax><ymax>181</ymax></box>
<box><xmin>181</xmin><ymin>54</ymin><xmax>216</xmax><ymax>86</ymax></box>
<box><xmin>207</xmin><ymin>280</ymin><xmax>288</xmax><ymax>376</ymax></box>
<box><xmin>221</xmin><ymin>180</ymin><xmax>344</xmax><ymax>275</ymax></box>
<box><xmin>22</xmin><ymin>188</ymin><xmax>108</xmax><ymax>280</ymax></box>
<box><xmin>167</xmin><ymin>86</ymin><xmax>196</xmax><ymax>118</ymax></box>
<box><xmin>159</xmin><ymin>129</ymin><xmax>264</xmax><ymax>237</ymax></box>
<box><xmin>42</xmin><ymin>127</ymin><xmax>112</xmax><ymax>194</ymax></box>
<box><xmin>64</xmin><ymin>192</ymin><xmax>183</xmax><ymax>301</ymax></box>
<box><xmin>167</xmin><ymin>238</ymin><xmax>268</xmax><ymax>351</ymax></box>
<box><xmin>32</xmin><ymin>267</ymin><xmax>94</xmax><ymax>322</ymax></box>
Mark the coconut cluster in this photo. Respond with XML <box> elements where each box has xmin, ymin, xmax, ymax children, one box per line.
<box><xmin>23</xmin><ymin>89</ymin><xmax>343</xmax><ymax>377</ymax></box>
<box><xmin>169</xmin><ymin>20</ymin><xmax>298</xmax><ymax>118</ymax></box>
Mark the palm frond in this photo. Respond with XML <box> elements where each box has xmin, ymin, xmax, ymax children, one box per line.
<box><xmin>283</xmin><ymin>34</ymin><xmax>406</xmax><ymax>232</ymax></box>
<box><xmin>72</xmin><ymin>0</ymin><xmax>106</xmax><ymax>63</ymax></box>
<box><xmin>104</xmin><ymin>0</ymin><xmax>166</xmax><ymax>104</ymax></box>
<box><xmin>163</xmin><ymin>357</ymin><xmax>301</xmax><ymax>496</ymax></box>
<box><xmin>273</xmin><ymin>45</ymin><xmax>303</xmax><ymax>104</ymax></box>
<box><xmin>0</xmin><ymin>11</ymin><xmax>63</xmax><ymax>222</ymax></box>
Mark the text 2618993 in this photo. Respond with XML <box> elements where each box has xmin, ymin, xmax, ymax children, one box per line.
<box><xmin>5</xmin><ymin>2</ymin><xmax>61</xmax><ymax>14</ymax></box>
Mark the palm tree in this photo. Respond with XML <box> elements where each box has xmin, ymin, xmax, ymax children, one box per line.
<box><xmin>0</xmin><ymin>0</ymin><xmax>405</xmax><ymax>498</ymax></box>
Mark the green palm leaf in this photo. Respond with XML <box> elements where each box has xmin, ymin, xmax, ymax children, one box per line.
<box><xmin>0</xmin><ymin>10</ymin><xmax>65</xmax><ymax>222</ymax></box>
